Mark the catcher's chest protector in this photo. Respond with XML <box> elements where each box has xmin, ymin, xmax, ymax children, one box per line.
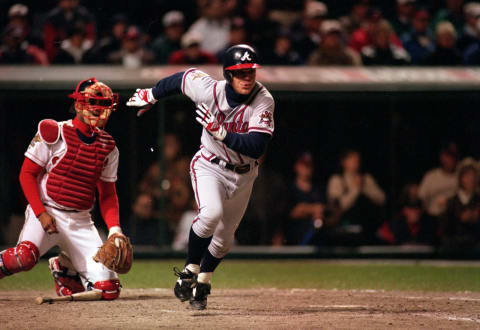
<box><xmin>46</xmin><ymin>124</ymin><xmax>115</xmax><ymax>210</ymax></box>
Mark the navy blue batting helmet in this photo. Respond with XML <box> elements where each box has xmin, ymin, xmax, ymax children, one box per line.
<box><xmin>223</xmin><ymin>44</ymin><xmax>261</xmax><ymax>82</ymax></box>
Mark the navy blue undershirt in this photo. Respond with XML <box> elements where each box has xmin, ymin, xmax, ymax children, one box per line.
<box><xmin>150</xmin><ymin>72</ymin><xmax>270</xmax><ymax>160</ymax></box>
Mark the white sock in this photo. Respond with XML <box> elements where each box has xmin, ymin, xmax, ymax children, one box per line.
<box><xmin>185</xmin><ymin>264</ymin><xmax>200</xmax><ymax>274</ymax></box>
<box><xmin>197</xmin><ymin>272</ymin><xmax>212</xmax><ymax>284</ymax></box>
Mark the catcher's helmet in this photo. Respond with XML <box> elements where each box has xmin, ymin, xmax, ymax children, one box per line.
<box><xmin>223</xmin><ymin>44</ymin><xmax>260</xmax><ymax>83</ymax></box>
<box><xmin>68</xmin><ymin>77</ymin><xmax>118</xmax><ymax>129</ymax></box>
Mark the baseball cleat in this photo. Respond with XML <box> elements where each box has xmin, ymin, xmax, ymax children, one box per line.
<box><xmin>189</xmin><ymin>282</ymin><xmax>211</xmax><ymax>310</ymax></box>
<box><xmin>173</xmin><ymin>267</ymin><xmax>197</xmax><ymax>302</ymax></box>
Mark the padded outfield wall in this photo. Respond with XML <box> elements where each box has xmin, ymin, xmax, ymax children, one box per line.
<box><xmin>1</xmin><ymin>66</ymin><xmax>480</xmax><ymax>248</ymax></box>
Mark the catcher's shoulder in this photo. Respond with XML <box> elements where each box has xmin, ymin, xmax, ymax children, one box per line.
<box><xmin>38</xmin><ymin>119</ymin><xmax>61</xmax><ymax>144</ymax></box>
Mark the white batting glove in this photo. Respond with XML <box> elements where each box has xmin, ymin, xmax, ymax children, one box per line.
<box><xmin>195</xmin><ymin>103</ymin><xmax>227</xmax><ymax>141</ymax></box>
<box><xmin>126</xmin><ymin>88</ymin><xmax>157</xmax><ymax>116</ymax></box>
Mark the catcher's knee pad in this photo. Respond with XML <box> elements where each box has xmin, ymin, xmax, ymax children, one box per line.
<box><xmin>0</xmin><ymin>241</ymin><xmax>39</xmax><ymax>279</ymax></box>
<box><xmin>49</xmin><ymin>256</ymin><xmax>85</xmax><ymax>296</ymax></box>
<box><xmin>94</xmin><ymin>279</ymin><xmax>121</xmax><ymax>300</ymax></box>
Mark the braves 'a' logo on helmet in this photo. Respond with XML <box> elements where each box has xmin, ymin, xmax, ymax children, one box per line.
<box><xmin>240</xmin><ymin>51</ymin><xmax>252</xmax><ymax>62</ymax></box>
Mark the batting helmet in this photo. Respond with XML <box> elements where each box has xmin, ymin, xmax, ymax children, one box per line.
<box><xmin>223</xmin><ymin>44</ymin><xmax>261</xmax><ymax>83</ymax></box>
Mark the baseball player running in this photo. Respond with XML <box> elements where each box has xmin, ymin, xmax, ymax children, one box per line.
<box><xmin>0</xmin><ymin>78</ymin><xmax>128</xmax><ymax>300</ymax></box>
<box><xmin>127</xmin><ymin>44</ymin><xmax>275</xmax><ymax>310</ymax></box>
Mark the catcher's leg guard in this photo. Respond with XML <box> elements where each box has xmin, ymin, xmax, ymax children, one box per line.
<box><xmin>93</xmin><ymin>279</ymin><xmax>121</xmax><ymax>300</ymax></box>
<box><xmin>0</xmin><ymin>241</ymin><xmax>39</xmax><ymax>279</ymax></box>
<box><xmin>49</xmin><ymin>253</ymin><xmax>85</xmax><ymax>296</ymax></box>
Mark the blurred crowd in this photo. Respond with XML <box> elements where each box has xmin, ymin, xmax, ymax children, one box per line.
<box><xmin>4</xmin><ymin>0</ymin><xmax>480</xmax><ymax>66</ymax></box>
<box><xmin>129</xmin><ymin>131</ymin><xmax>480</xmax><ymax>252</ymax></box>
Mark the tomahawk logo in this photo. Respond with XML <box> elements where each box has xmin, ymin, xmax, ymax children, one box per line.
<box><xmin>241</xmin><ymin>51</ymin><xmax>252</xmax><ymax>61</ymax></box>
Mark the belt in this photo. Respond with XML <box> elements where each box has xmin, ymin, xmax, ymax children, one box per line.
<box><xmin>210</xmin><ymin>157</ymin><xmax>252</xmax><ymax>174</ymax></box>
<box><xmin>44</xmin><ymin>204</ymin><xmax>80</xmax><ymax>213</ymax></box>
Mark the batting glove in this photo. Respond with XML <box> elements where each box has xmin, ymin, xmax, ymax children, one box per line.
<box><xmin>195</xmin><ymin>103</ymin><xmax>227</xmax><ymax>141</ymax></box>
<box><xmin>126</xmin><ymin>88</ymin><xmax>157</xmax><ymax>116</ymax></box>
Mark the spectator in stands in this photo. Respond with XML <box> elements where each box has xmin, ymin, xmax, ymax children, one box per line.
<box><xmin>326</xmin><ymin>149</ymin><xmax>386</xmax><ymax>244</ymax></box>
<box><xmin>291</xmin><ymin>1</ymin><xmax>328</xmax><ymax>63</ymax></box>
<box><xmin>138</xmin><ymin>133</ymin><xmax>192</xmax><ymax>243</ymax></box>
<box><xmin>53</xmin><ymin>22</ymin><xmax>93</xmax><ymax>64</ymax></box>
<box><xmin>0</xmin><ymin>24</ymin><xmax>48</xmax><ymax>65</ymax></box>
<box><xmin>378</xmin><ymin>183</ymin><xmax>437</xmax><ymax>245</ymax></box>
<box><xmin>308</xmin><ymin>20</ymin><xmax>362</xmax><ymax>66</ymax></box>
<box><xmin>463</xmin><ymin>16</ymin><xmax>480</xmax><ymax>65</ymax></box>
<box><xmin>441</xmin><ymin>161</ymin><xmax>480</xmax><ymax>251</ymax></box>
<box><xmin>262</xmin><ymin>28</ymin><xmax>302</xmax><ymax>65</ymax></box>
<box><xmin>457</xmin><ymin>2</ymin><xmax>480</xmax><ymax>52</ymax></box>
<box><xmin>168</xmin><ymin>31</ymin><xmax>218</xmax><ymax>64</ymax></box>
<box><xmin>217</xmin><ymin>16</ymin><xmax>249</xmax><ymax>63</ymax></box>
<box><xmin>107</xmin><ymin>25</ymin><xmax>154</xmax><ymax>68</ymax></box>
<box><xmin>172</xmin><ymin>199</ymin><xmax>198</xmax><ymax>251</ymax></box>
<box><xmin>242</xmin><ymin>0</ymin><xmax>279</xmax><ymax>56</ymax></box>
<box><xmin>339</xmin><ymin>0</ymin><xmax>371</xmax><ymax>36</ymax></box>
<box><xmin>151</xmin><ymin>11</ymin><xmax>185</xmax><ymax>64</ymax></box>
<box><xmin>285</xmin><ymin>152</ymin><xmax>325</xmax><ymax>245</ymax></box>
<box><xmin>130</xmin><ymin>192</ymin><xmax>163</xmax><ymax>245</ymax></box>
<box><xmin>424</xmin><ymin>21</ymin><xmax>462</xmax><ymax>66</ymax></box>
<box><xmin>431</xmin><ymin>0</ymin><xmax>465</xmax><ymax>34</ymax></box>
<box><xmin>349</xmin><ymin>8</ymin><xmax>404</xmax><ymax>53</ymax></box>
<box><xmin>402</xmin><ymin>8</ymin><xmax>434</xmax><ymax>65</ymax></box>
<box><xmin>237</xmin><ymin>154</ymin><xmax>290</xmax><ymax>245</ymax></box>
<box><xmin>6</xmin><ymin>4</ymin><xmax>31</xmax><ymax>43</ymax></box>
<box><xmin>391</xmin><ymin>0</ymin><xmax>417</xmax><ymax>39</ymax></box>
<box><xmin>361</xmin><ymin>20</ymin><xmax>411</xmax><ymax>65</ymax></box>
<box><xmin>86</xmin><ymin>13</ymin><xmax>128</xmax><ymax>64</ymax></box>
<box><xmin>186</xmin><ymin>0</ymin><xmax>231</xmax><ymax>54</ymax></box>
<box><xmin>43</xmin><ymin>0</ymin><xmax>96</xmax><ymax>62</ymax></box>
<box><xmin>418</xmin><ymin>142</ymin><xmax>459</xmax><ymax>221</ymax></box>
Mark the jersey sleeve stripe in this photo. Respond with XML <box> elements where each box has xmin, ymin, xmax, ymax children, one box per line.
<box><xmin>181</xmin><ymin>68</ymin><xmax>197</xmax><ymax>94</ymax></box>
<box><xmin>247</xmin><ymin>127</ymin><xmax>273</xmax><ymax>135</ymax></box>
<box><xmin>24</xmin><ymin>152</ymin><xmax>46</xmax><ymax>167</ymax></box>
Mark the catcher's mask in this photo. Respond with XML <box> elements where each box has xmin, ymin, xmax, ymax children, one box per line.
<box><xmin>68</xmin><ymin>77</ymin><xmax>118</xmax><ymax>130</ymax></box>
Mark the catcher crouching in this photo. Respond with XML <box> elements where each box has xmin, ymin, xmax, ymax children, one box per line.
<box><xmin>0</xmin><ymin>77</ymin><xmax>132</xmax><ymax>300</ymax></box>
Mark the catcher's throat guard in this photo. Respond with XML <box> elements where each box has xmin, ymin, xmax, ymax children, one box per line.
<box><xmin>69</xmin><ymin>77</ymin><xmax>118</xmax><ymax>130</ymax></box>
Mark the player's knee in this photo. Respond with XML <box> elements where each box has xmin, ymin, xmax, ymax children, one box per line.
<box><xmin>209</xmin><ymin>238</ymin><xmax>232</xmax><ymax>258</ymax></box>
<box><xmin>93</xmin><ymin>279</ymin><xmax>121</xmax><ymax>300</ymax></box>
<box><xmin>197</xmin><ymin>206</ymin><xmax>223</xmax><ymax>235</ymax></box>
<box><xmin>200</xmin><ymin>204</ymin><xmax>223</xmax><ymax>223</ymax></box>
<box><xmin>0</xmin><ymin>241</ymin><xmax>40</xmax><ymax>279</ymax></box>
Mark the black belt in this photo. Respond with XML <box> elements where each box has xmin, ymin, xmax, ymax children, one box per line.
<box><xmin>210</xmin><ymin>158</ymin><xmax>252</xmax><ymax>174</ymax></box>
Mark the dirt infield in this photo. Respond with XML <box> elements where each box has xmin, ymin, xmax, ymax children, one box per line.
<box><xmin>2</xmin><ymin>288</ymin><xmax>480</xmax><ymax>329</ymax></box>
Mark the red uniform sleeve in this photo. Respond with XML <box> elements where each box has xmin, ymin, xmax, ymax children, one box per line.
<box><xmin>97</xmin><ymin>180</ymin><xmax>120</xmax><ymax>229</ymax></box>
<box><xmin>19</xmin><ymin>157</ymin><xmax>46</xmax><ymax>217</ymax></box>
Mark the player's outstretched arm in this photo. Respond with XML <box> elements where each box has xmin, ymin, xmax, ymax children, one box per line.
<box><xmin>126</xmin><ymin>88</ymin><xmax>157</xmax><ymax>117</ymax></box>
<box><xmin>126</xmin><ymin>72</ymin><xmax>184</xmax><ymax>116</ymax></box>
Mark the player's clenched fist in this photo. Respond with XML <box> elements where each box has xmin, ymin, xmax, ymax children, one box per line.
<box><xmin>195</xmin><ymin>103</ymin><xmax>227</xmax><ymax>141</ymax></box>
<box><xmin>126</xmin><ymin>88</ymin><xmax>157</xmax><ymax>116</ymax></box>
<box><xmin>38</xmin><ymin>212</ymin><xmax>58</xmax><ymax>234</ymax></box>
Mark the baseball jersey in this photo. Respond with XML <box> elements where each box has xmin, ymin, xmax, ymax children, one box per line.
<box><xmin>181</xmin><ymin>68</ymin><xmax>275</xmax><ymax>165</ymax></box>
<box><xmin>25</xmin><ymin>119</ymin><xmax>119</xmax><ymax>211</ymax></box>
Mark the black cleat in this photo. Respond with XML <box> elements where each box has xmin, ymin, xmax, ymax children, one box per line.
<box><xmin>173</xmin><ymin>267</ymin><xmax>197</xmax><ymax>302</ymax></box>
<box><xmin>189</xmin><ymin>282</ymin><xmax>211</xmax><ymax>310</ymax></box>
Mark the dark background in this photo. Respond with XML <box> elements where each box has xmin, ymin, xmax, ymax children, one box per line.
<box><xmin>1</xmin><ymin>86</ymin><xmax>479</xmax><ymax>242</ymax></box>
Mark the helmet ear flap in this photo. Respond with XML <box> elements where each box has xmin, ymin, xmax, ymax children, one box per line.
<box><xmin>224</xmin><ymin>70</ymin><xmax>233</xmax><ymax>83</ymax></box>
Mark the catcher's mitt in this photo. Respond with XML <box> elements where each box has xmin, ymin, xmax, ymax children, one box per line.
<box><xmin>93</xmin><ymin>233</ymin><xmax>133</xmax><ymax>274</ymax></box>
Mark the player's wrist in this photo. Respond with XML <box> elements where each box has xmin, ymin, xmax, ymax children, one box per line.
<box><xmin>146</xmin><ymin>88</ymin><xmax>157</xmax><ymax>104</ymax></box>
<box><xmin>108</xmin><ymin>226</ymin><xmax>123</xmax><ymax>237</ymax></box>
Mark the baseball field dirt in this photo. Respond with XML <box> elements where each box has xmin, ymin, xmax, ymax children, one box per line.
<box><xmin>2</xmin><ymin>288</ymin><xmax>480</xmax><ymax>329</ymax></box>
